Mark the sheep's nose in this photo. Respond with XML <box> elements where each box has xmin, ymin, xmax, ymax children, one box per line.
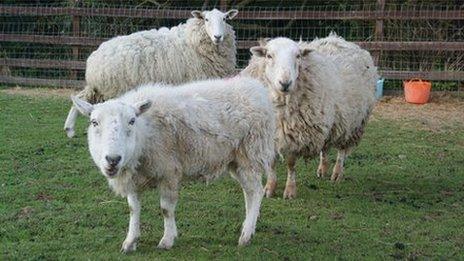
<box><xmin>214</xmin><ymin>35</ymin><xmax>222</xmax><ymax>40</ymax></box>
<box><xmin>279</xmin><ymin>80</ymin><xmax>292</xmax><ymax>92</ymax></box>
<box><xmin>105</xmin><ymin>155</ymin><xmax>121</xmax><ymax>167</ymax></box>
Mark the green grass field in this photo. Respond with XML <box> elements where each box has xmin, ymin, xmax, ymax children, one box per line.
<box><xmin>1</xmin><ymin>91</ymin><xmax>463</xmax><ymax>260</ymax></box>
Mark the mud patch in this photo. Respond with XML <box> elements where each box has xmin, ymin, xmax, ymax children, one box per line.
<box><xmin>0</xmin><ymin>86</ymin><xmax>76</xmax><ymax>98</ymax></box>
<box><xmin>372</xmin><ymin>93</ymin><xmax>464</xmax><ymax>131</ymax></box>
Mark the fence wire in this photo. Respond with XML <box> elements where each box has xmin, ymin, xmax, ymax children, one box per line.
<box><xmin>0</xmin><ymin>0</ymin><xmax>463</xmax><ymax>90</ymax></box>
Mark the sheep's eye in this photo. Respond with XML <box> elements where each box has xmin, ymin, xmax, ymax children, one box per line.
<box><xmin>90</xmin><ymin>119</ymin><xmax>98</xmax><ymax>127</ymax></box>
<box><xmin>296</xmin><ymin>54</ymin><xmax>301</xmax><ymax>59</ymax></box>
<box><xmin>223</xmin><ymin>18</ymin><xmax>226</xmax><ymax>21</ymax></box>
<box><xmin>205</xmin><ymin>18</ymin><xmax>209</xmax><ymax>22</ymax></box>
<box><xmin>128</xmin><ymin>118</ymin><xmax>136</xmax><ymax>125</ymax></box>
<box><xmin>266</xmin><ymin>54</ymin><xmax>272</xmax><ymax>59</ymax></box>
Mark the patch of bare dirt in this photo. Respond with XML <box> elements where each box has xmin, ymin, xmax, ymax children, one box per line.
<box><xmin>372</xmin><ymin>93</ymin><xmax>464</xmax><ymax>131</ymax></box>
<box><xmin>17</xmin><ymin>206</ymin><xmax>34</xmax><ymax>219</ymax></box>
<box><xmin>35</xmin><ymin>192</ymin><xmax>54</xmax><ymax>202</ymax></box>
<box><xmin>0</xmin><ymin>86</ymin><xmax>76</xmax><ymax>98</ymax></box>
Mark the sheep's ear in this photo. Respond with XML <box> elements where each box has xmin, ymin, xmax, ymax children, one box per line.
<box><xmin>226</xmin><ymin>9</ymin><xmax>238</xmax><ymax>20</ymax></box>
<box><xmin>300</xmin><ymin>48</ymin><xmax>314</xmax><ymax>57</ymax></box>
<box><xmin>191</xmin><ymin>10</ymin><xmax>203</xmax><ymax>19</ymax></box>
<box><xmin>258</xmin><ymin>38</ymin><xmax>270</xmax><ymax>46</ymax></box>
<box><xmin>134</xmin><ymin>100</ymin><xmax>152</xmax><ymax>116</ymax></box>
<box><xmin>71</xmin><ymin>96</ymin><xmax>93</xmax><ymax>117</ymax></box>
<box><xmin>250</xmin><ymin>46</ymin><xmax>267</xmax><ymax>57</ymax></box>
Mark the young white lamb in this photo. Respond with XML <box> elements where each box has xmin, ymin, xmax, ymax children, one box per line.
<box><xmin>241</xmin><ymin>36</ymin><xmax>377</xmax><ymax>199</ymax></box>
<box><xmin>64</xmin><ymin>8</ymin><xmax>238</xmax><ymax>138</ymax></box>
<box><xmin>71</xmin><ymin>76</ymin><xmax>275</xmax><ymax>253</ymax></box>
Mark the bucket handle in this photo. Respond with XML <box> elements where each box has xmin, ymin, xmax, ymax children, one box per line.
<box><xmin>406</xmin><ymin>78</ymin><xmax>426</xmax><ymax>83</ymax></box>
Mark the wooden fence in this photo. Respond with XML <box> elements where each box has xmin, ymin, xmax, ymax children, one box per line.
<box><xmin>1</xmin><ymin>2</ymin><xmax>463</xmax><ymax>88</ymax></box>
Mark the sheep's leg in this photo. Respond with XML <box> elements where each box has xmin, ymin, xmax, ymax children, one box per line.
<box><xmin>121</xmin><ymin>192</ymin><xmax>141</xmax><ymax>253</ymax></box>
<box><xmin>264</xmin><ymin>159</ymin><xmax>277</xmax><ymax>198</ymax></box>
<box><xmin>64</xmin><ymin>106</ymin><xmax>79</xmax><ymax>138</ymax></box>
<box><xmin>232</xmin><ymin>169</ymin><xmax>264</xmax><ymax>246</ymax></box>
<box><xmin>157</xmin><ymin>179</ymin><xmax>179</xmax><ymax>250</ymax></box>
<box><xmin>283</xmin><ymin>154</ymin><xmax>297</xmax><ymax>199</ymax></box>
<box><xmin>64</xmin><ymin>88</ymin><xmax>92</xmax><ymax>138</ymax></box>
<box><xmin>317</xmin><ymin>146</ymin><xmax>330</xmax><ymax>178</ymax></box>
<box><xmin>331</xmin><ymin>148</ymin><xmax>351</xmax><ymax>182</ymax></box>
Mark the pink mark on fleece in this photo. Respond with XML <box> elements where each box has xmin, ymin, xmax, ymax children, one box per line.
<box><xmin>223</xmin><ymin>73</ymin><xmax>240</xmax><ymax>82</ymax></box>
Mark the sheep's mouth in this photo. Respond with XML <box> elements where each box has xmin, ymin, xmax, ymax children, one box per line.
<box><xmin>276</xmin><ymin>87</ymin><xmax>291</xmax><ymax>95</ymax></box>
<box><xmin>105</xmin><ymin>167</ymin><xmax>119</xmax><ymax>178</ymax></box>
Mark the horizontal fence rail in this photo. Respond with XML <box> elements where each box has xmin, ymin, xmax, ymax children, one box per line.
<box><xmin>1</xmin><ymin>6</ymin><xmax>463</xmax><ymax>20</ymax></box>
<box><xmin>0</xmin><ymin>58</ymin><xmax>86</xmax><ymax>70</ymax></box>
<box><xmin>381</xmin><ymin>71</ymin><xmax>464</xmax><ymax>81</ymax></box>
<box><xmin>3</xmin><ymin>34</ymin><xmax>463</xmax><ymax>51</ymax></box>
<box><xmin>0</xmin><ymin>34</ymin><xmax>104</xmax><ymax>46</ymax></box>
<box><xmin>0</xmin><ymin>75</ymin><xmax>84</xmax><ymax>88</ymax></box>
<box><xmin>1</xmin><ymin>3</ymin><xmax>463</xmax><ymax>88</ymax></box>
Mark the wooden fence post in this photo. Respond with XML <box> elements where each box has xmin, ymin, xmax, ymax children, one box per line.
<box><xmin>220</xmin><ymin>0</ymin><xmax>227</xmax><ymax>11</ymax></box>
<box><xmin>373</xmin><ymin>0</ymin><xmax>385</xmax><ymax>66</ymax></box>
<box><xmin>70</xmin><ymin>0</ymin><xmax>81</xmax><ymax>80</ymax></box>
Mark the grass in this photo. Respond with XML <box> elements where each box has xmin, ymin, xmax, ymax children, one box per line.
<box><xmin>1</xmin><ymin>91</ymin><xmax>463</xmax><ymax>260</ymax></box>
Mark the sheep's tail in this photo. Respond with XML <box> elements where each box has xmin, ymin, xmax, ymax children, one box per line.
<box><xmin>77</xmin><ymin>85</ymin><xmax>104</xmax><ymax>103</ymax></box>
<box><xmin>64</xmin><ymin>86</ymin><xmax>99</xmax><ymax>138</ymax></box>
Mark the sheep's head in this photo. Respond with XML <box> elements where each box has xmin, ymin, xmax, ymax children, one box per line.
<box><xmin>191</xmin><ymin>8</ymin><xmax>238</xmax><ymax>45</ymax></box>
<box><xmin>71</xmin><ymin>97</ymin><xmax>152</xmax><ymax>179</ymax></box>
<box><xmin>250</xmin><ymin>37</ymin><xmax>313</xmax><ymax>94</ymax></box>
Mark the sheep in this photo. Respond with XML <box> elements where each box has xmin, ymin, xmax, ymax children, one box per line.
<box><xmin>241</xmin><ymin>37</ymin><xmax>341</xmax><ymax>199</ymax></box>
<box><xmin>305</xmin><ymin>33</ymin><xmax>378</xmax><ymax>182</ymax></box>
<box><xmin>64</xmin><ymin>8</ymin><xmax>239</xmax><ymax>138</ymax></box>
<box><xmin>70</xmin><ymin>76</ymin><xmax>275</xmax><ymax>253</ymax></box>
<box><xmin>241</xmin><ymin>36</ymin><xmax>377</xmax><ymax>199</ymax></box>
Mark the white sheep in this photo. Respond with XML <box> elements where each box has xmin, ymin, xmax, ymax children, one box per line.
<box><xmin>241</xmin><ymin>37</ymin><xmax>340</xmax><ymax>199</ymax></box>
<box><xmin>71</xmin><ymin>76</ymin><xmax>275</xmax><ymax>253</ymax></box>
<box><xmin>241</xmin><ymin>36</ymin><xmax>377</xmax><ymax>199</ymax></box>
<box><xmin>64</xmin><ymin>8</ymin><xmax>239</xmax><ymax>138</ymax></box>
<box><xmin>306</xmin><ymin>33</ymin><xmax>378</xmax><ymax>182</ymax></box>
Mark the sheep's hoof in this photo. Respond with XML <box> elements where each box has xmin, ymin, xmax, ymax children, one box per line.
<box><xmin>238</xmin><ymin>233</ymin><xmax>252</xmax><ymax>246</ymax></box>
<box><xmin>283</xmin><ymin>183</ymin><xmax>296</xmax><ymax>199</ymax></box>
<box><xmin>157</xmin><ymin>237</ymin><xmax>174</xmax><ymax>250</ymax></box>
<box><xmin>264</xmin><ymin>180</ymin><xmax>277</xmax><ymax>198</ymax></box>
<box><xmin>121</xmin><ymin>240</ymin><xmax>137</xmax><ymax>254</ymax></box>
<box><xmin>65</xmin><ymin>127</ymin><xmax>75</xmax><ymax>138</ymax></box>
<box><xmin>330</xmin><ymin>172</ymin><xmax>343</xmax><ymax>183</ymax></box>
<box><xmin>316</xmin><ymin>166</ymin><xmax>328</xmax><ymax>178</ymax></box>
<box><xmin>317</xmin><ymin>163</ymin><xmax>329</xmax><ymax>178</ymax></box>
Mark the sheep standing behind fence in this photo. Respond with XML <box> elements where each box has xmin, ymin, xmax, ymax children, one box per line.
<box><xmin>71</xmin><ymin>76</ymin><xmax>275</xmax><ymax>252</ymax></box>
<box><xmin>64</xmin><ymin>8</ymin><xmax>238</xmax><ymax>138</ymax></box>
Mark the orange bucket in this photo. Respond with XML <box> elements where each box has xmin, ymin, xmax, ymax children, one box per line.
<box><xmin>403</xmin><ymin>78</ymin><xmax>431</xmax><ymax>104</ymax></box>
